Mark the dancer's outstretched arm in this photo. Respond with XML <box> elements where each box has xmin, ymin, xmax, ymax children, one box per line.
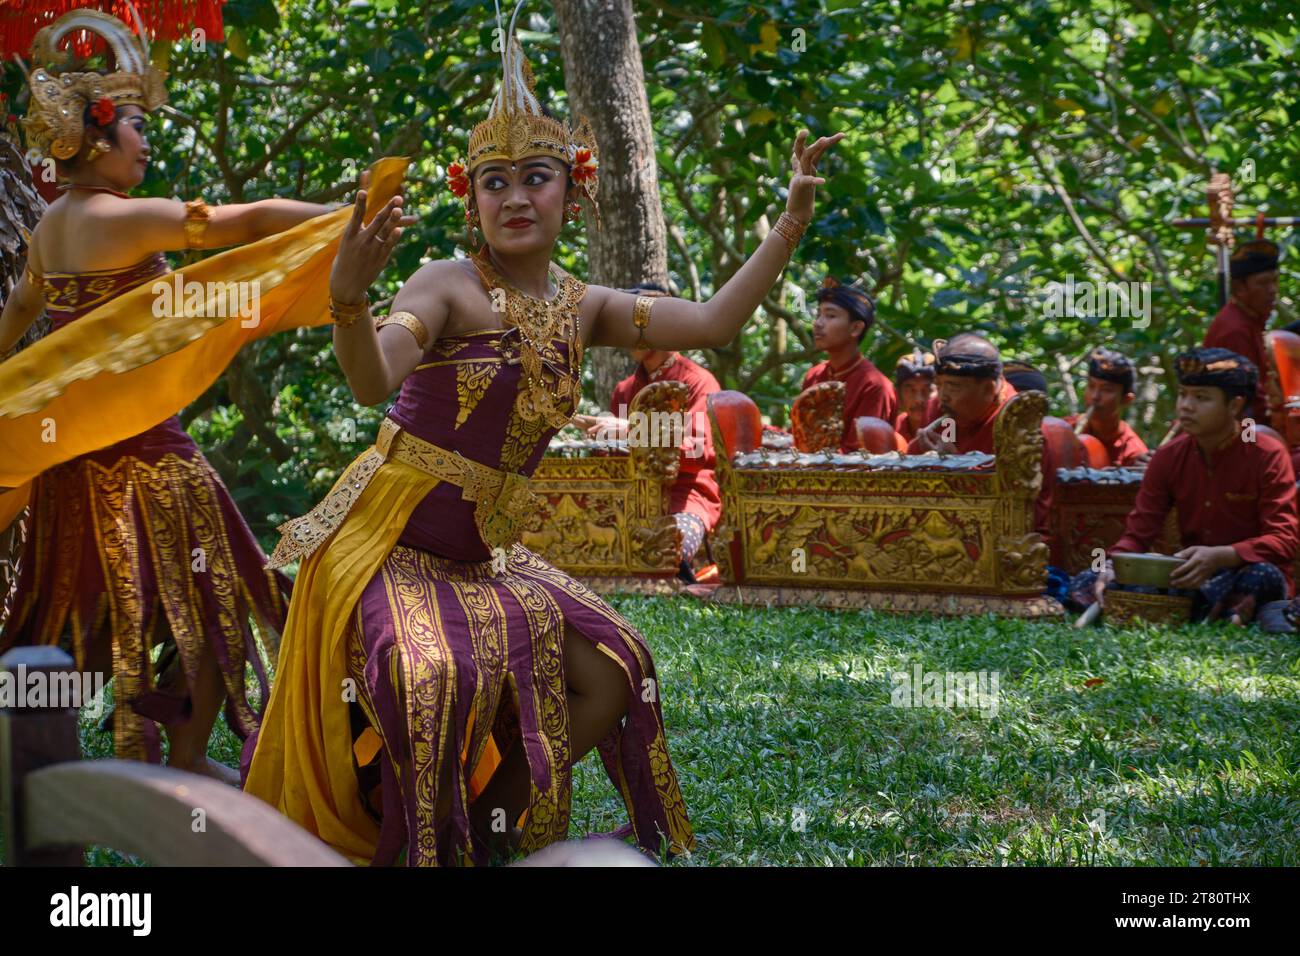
<box><xmin>92</xmin><ymin>193</ymin><xmax>338</xmax><ymax>257</ymax></box>
<box><xmin>1</xmin><ymin>190</ymin><xmax>342</xmax><ymax>357</ymax></box>
<box><xmin>586</xmin><ymin>129</ymin><xmax>844</xmax><ymax>350</ymax></box>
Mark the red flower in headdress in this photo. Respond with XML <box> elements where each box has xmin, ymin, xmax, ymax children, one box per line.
<box><xmin>90</xmin><ymin>96</ymin><xmax>116</xmax><ymax>126</ymax></box>
<box><xmin>446</xmin><ymin>160</ymin><xmax>469</xmax><ymax>198</ymax></box>
<box><xmin>570</xmin><ymin>147</ymin><xmax>598</xmax><ymax>183</ymax></box>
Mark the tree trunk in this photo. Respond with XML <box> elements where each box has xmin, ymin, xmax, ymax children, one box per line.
<box><xmin>553</xmin><ymin>0</ymin><xmax>666</xmax><ymax>411</ymax></box>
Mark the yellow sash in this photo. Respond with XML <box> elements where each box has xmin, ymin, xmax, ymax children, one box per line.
<box><xmin>0</xmin><ymin>157</ymin><xmax>409</xmax><ymax>513</ymax></box>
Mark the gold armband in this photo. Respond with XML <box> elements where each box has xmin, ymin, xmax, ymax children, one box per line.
<box><xmin>772</xmin><ymin>211</ymin><xmax>809</xmax><ymax>257</ymax></box>
<box><xmin>376</xmin><ymin>310</ymin><xmax>430</xmax><ymax>352</ymax></box>
<box><xmin>183</xmin><ymin>198</ymin><xmax>212</xmax><ymax>249</ymax></box>
<box><xmin>330</xmin><ymin>293</ymin><xmax>371</xmax><ymax>328</ymax></box>
<box><xmin>23</xmin><ymin>261</ymin><xmax>42</xmax><ymax>288</ymax></box>
<box><xmin>632</xmin><ymin>295</ymin><xmax>655</xmax><ymax>350</ymax></box>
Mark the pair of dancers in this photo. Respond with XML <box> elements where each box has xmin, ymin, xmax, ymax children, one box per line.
<box><xmin>0</xmin><ymin>4</ymin><xmax>841</xmax><ymax>864</ymax></box>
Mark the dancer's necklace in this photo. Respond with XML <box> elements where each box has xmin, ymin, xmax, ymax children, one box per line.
<box><xmin>471</xmin><ymin>248</ymin><xmax>578</xmax><ymax>428</ymax></box>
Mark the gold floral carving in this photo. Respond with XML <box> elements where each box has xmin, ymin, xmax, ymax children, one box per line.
<box><xmin>626</xmin><ymin>379</ymin><xmax>690</xmax><ymax>482</ymax></box>
<box><xmin>791</xmin><ymin>380</ymin><xmax>846</xmax><ymax>452</ymax></box>
<box><xmin>994</xmin><ymin>391</ymin><xmax>1047</xmax><ymax>496</ymax></box>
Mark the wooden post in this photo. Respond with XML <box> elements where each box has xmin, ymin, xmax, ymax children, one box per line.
<box><xmin>0</xmin><ymin>646</ymin><xmax>84</xmax><ymax>866</ymax></box>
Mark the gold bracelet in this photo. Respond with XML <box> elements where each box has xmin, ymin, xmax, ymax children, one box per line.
<box><xmin>376</xmin><ymin>310</ymin><xmax>430</xmax><ymax>351</ymax></box>
<box><xmin>632</xmin><ymin>295</ymin><xmax>655</xmax><ymax>350</ymax></box>
<box><xmin>183</xmin><ymin>197</ymin><xmax>212</xmax><ymax>249</ymax></box>
<box><xmin>772</xmin><ymin>211</ymin><xmax>809</xmax><ymax>257</ymax></box>
<box><xmin>330</xmin><ymin>293</ymin><xmax>371</xmax><ymax>327</ymax></box>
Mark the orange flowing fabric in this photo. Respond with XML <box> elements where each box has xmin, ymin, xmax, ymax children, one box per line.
<box><xmin>0</xmin><ymin>157</ymin><xmax>409</xmax><ymax>517</ymax></box>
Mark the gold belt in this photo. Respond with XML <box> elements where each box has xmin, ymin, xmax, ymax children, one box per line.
<box><xmin>268</xmin><ymin>417</ymin><xmax>540</xmax><ymax>569</ymax></box>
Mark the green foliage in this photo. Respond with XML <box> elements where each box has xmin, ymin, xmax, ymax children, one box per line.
<box><xmin>4</xmin><ymin>0</ymin><xmax>1296</xmax><ymax>535</ymax></box>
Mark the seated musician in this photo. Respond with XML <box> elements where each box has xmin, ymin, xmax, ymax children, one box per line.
<box><xmin>917</xmin><ymin>332</ymin><xmax>1017</xmax><ymax>426</ymax></box>
<box><xmin>801</xmin><ymin>276</ymin><xmax>897</xmax><ymax>450</ymax></box>
<box><xmin>1065</xmin><ymin>347</ymin><xmax>1149</xmax><ymax>466</ymax></box>
<box><xmin>1002</xmin><ymin>359</ymin><xmax>1049</xmax><ymax>397</ymax></box>
<box><xmin>893</xmin><ymin>349</ymin><xmax>936</xmax><ymax>445</ymax></box>
<box><xmin>908</xmin><ymin>335</ymin><xmax>1013</xmax><ymax>456</ymax></box>
<box><xmin>574</xmin><ymin>283</ymin><xmax>722</xmax><ymax>584</ymax></box>
<box><xmin>1203</xmin><ymin>239</ymin><xmax>1281</xmax><ymax>423</ymax></box>
<box><xmin>1071</xmin><ymin>348</ymin><xmax>1297</xmax><ymax>625</ymax></box>
<box><xmin>908</xmin><ymin>336</ymin><xmax>1060</xmax><ymax>561</ymax></box>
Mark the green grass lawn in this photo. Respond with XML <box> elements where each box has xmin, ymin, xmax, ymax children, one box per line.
<box><xmin>62</xmin><ymin>599</ymin><xmax>1300</xmax><ymax>865</ymax></box>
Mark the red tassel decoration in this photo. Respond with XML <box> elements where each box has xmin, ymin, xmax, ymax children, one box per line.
<box><xmin>0</xmin><ymin>1</ymin><xmax>227</xmax><ymax>59</ymax></box>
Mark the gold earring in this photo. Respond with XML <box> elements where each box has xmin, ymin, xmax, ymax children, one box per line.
<box><xmin>86</xmin><ymin>139</ymin><xmax>110</xmax><ymax>163</ymax></box>
<box><xmin>465</xmin><ymin>202</ymin><xmax>481</xmax><ymax>246</ymax></box>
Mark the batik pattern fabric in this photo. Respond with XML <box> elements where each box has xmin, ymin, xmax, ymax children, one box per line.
<box><xmin>245</xmin><ymin>262</ymin><xmax>695</xmax><ymax>867</ymax></box>
<box><xmin>1068</xmin><ymin>563</ymin><xmax>1286</xmax><ymax>623</ymax></box>
<box><xmin>1</xmin><ymin>255</ymin><xmax>288</xmax><ymax>761</ymax></box>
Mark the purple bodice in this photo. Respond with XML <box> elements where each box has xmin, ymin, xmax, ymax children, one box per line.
<box><xmin>391</xmin><ymin>320</ymin><xmax>584</xmax><ymax>561</ymax></box>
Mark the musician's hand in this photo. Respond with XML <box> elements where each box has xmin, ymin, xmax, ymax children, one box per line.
<box><xmin>1092</xmin><ymin>561</ymin><xmax>1115</xmax><ymax>608</ymax></box>
<box><xmin>914</xmin><ymin>416</ymin><xmax>957</xmax><ymax>454</ymax></box>
<box><xmin>580</xmin><ymin>415</ymin><xmax>628</xmax><ymax>440</ymax></box>
<box><xmin>1132</xmin><ymin>450</ymin><xmax>1154</xmax><ymax>467</ymax></box>
<box><xmin>1170</xmin><ymin>545</ymin><xmax>1239</xmax><ymax>590</ymax></box>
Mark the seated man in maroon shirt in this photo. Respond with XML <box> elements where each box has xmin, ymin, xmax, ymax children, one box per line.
<box><xmin>916</xmin><ymin>333</ymin><xmax>1017</xmax><ymax>428</ymax></box>
<box><xmin>908</xmin><ymin>336</ymin><xmax>1010</xmax><ymax>455</ymax></box>
<box><xmin>1203</xmin><ymin>239</ymin><xmax>1281</xmax><ymax>423</ymax></box>
<box><xmin>1065</xmin><ymin>347</ymin><xmax>1149</xmax><ymax>466</ymax></box>
<box><xmin>893</xmin><ymin>349</ymin><xmax>936</xmax><ymax>445</ymax></box>
<box><xmin>909</xmin><ymin>336</ymin><xmax>1058</xmax><ymax>549</ymax></box>
<box><xmin>800</xmin><ymin>277</ymin><xmax>897</xmax><ymax>450</ymax></box>
<box><xmin>1071</xmin><ymin>348</ymin><xmax>1297</xmax><ymax>625</ymax></box>
<box><xmin>574</xmin><ymin>284</ymin><xmax>723</xmax><ymax>584</ymax></box>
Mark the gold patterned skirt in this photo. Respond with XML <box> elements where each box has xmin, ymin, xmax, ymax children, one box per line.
<box><xmin>2</xmin><ymin>417</ymin><xmax>287</xmax><ymax>761</ymax></box>
<box><xmin>345</xmin><ymin>542</ymin><xmax>695</xmax><ymax>866</ymax></box>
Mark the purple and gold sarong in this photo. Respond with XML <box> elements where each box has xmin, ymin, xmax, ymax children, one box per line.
<box><xmin>246</xmin><ymin>264</ymin><xmax>695</xmax><ymax>866</ymax></box>
<box><xmin>2</xmin><ymin>255</ymin><xmax>287</xmax><ymax>760</ymax></box>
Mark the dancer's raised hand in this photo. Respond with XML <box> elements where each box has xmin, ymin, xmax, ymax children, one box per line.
<box><xmin>330</xmin><ymin>168</ymin><xmax>418</xmax><ymax>305</ymax></box>
<box><xmin>785</xmin><ymin>129</ymin><xmax>844</xmax><ymax>223</ymax></box>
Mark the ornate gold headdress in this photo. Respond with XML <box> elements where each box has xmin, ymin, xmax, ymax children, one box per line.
<box><xmin>447</xmin><ymin>1</ymin><xmax>600</xmax><ymax>229</ymax></box>
<box><xmin>22</xmin><ymin>6</ymin><xmax>167</xmax><ymax>162</ymax></box>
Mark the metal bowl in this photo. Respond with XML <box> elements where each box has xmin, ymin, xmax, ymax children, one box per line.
<box><xmin>1111</xmin><ymin>552</ymin><xmax>1185</xmax><ymax>588</ymax></box>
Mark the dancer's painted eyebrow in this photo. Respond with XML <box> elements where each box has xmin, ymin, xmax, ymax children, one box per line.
<box><xmin>478</xmin><ymin>161</ymin><xmax>560</xmax><ymax>175</ymax></box>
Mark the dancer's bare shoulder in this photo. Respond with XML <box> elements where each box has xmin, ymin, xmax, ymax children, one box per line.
<box><xmin>395</xmin><ymin>256</ymin><xmax>504</xmax><ymax>338</ymax></box>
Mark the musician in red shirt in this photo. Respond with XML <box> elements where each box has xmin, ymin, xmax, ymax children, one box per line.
<box><xmin>1203</xmin><ymin>239</ymin><xmax>1281</xmax><ymax>423</ymax></box>
<box><xmin>907</xmin><ymin>336</ymin><xmax>1057</xmax><ymax>544</ymax></box>
<box><xmin>800</xmin><ymin>277</ymin><xmax>896</xmax><ymax>450</ymax></box>
<box><xmin>908</xmin><ymin>336</ymin><xmax>1011</xmax><ymax>455</ymax></box>
<box><xmin>1075</xmin><ymin>348</ymin><xmax>1297</xmax><ymax>625</ymax></box>
<box><xmin>893</xmin><ymin>349</ymin><xmax>936</xmax><ymax>445</ymax></box>
<box><xmin>1065</xmin><ymin>347</ymin><xmax>1149</xmax><ymax>466</ymax></box>
<box><xmin>574</xmin><ymin>285</ymin><xmax>722</xmax><ymax>584</ymax></box>
<box><xmin>918</xmin><ymin>333</ymin><xmax>1016</xmax><ymax>426</ymax></box>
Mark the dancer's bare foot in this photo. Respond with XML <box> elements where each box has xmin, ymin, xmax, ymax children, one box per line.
<box><xmin>169</xmin><ymin>754</ymin><xmax>241</xmax><ymax>787</ymax></box>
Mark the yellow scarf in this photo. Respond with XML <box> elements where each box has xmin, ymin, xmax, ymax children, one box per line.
<box><xmin>0</xmin><ymin>157</ymin><xmax>410</xmax><ymax>526</ymax></box>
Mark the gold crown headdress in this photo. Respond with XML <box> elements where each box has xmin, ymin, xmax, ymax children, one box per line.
<box><xmin>447</xmin><ymin>1</ymin><xmax>600</xmax><ymax>230</ymax></box>
<box><xmin>22</xmin><ymin>6</ymin><xmax>167</xmax><ymax>162</ymax></box>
